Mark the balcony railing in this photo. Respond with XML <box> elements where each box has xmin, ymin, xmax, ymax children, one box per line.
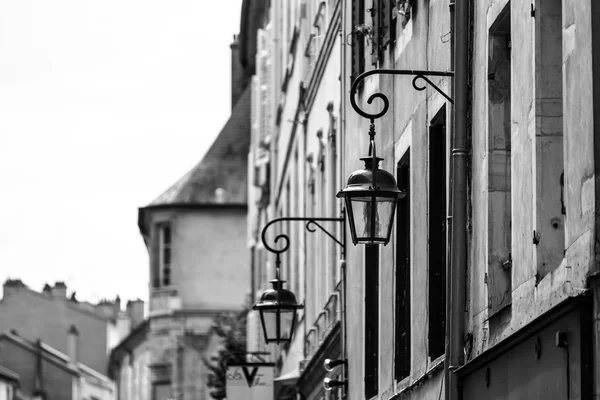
<box><xmin>304</xmin><ymin>283</ymin><xmax>341</xmax><ymax>357</ymax></box>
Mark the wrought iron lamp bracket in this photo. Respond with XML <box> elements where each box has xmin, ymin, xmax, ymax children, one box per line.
<box><xmin>350</xmin><ymin>69</ymin><xmax>455</xmax><ymax>121</ymax></box>
<box><xmin>260</xmin><ymin>212</ymin><xmax>346</xmax><ymax>262</ymax></box>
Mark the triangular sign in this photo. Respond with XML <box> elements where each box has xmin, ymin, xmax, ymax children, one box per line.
<box><xmin>241</xmin><ymin>366</ymin><xmax>259</xmax><ymax>387</ymax></box>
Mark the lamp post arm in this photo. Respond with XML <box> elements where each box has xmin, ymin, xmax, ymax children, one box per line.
<box><xmin>260</xmin><ymin>215</ymin><xmax>346</xmax><ymax>257</ymax></box>
<box><xmin>350</xmin><ymin>69</ymin><xmax>455</xmax><ymax>121</ymax></box>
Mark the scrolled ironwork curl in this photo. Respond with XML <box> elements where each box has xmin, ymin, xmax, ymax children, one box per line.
<box><xmin>411</xmin><ymin>74</ymin><xmax>454</xmax><ymax>104</ymax></box>
<box><xmin>261</xmin><ymin>219</ymin><xmax>291</xmax><ymax>255</ymax></box>
<box><xmin>260</xmin><ymin>216</ymin><xmax>345</xmax><ymax>257</ymax></box>
<box><xmin>412</xmin><ymin>75</ymin><xmax>427</xmax><ymax>91</ymax></box>
<box><xmin>350</xmin><ymin>69</ymin><xmax>455</xmax><ymax>122</ymax></box>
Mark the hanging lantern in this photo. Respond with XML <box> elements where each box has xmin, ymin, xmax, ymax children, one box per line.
<box><xmin>337</xmin><ymin>156</ymin><xmax>404</xmax><ymax>245</ymax></box>
<box><xmin>253</xmin><ymin>279</ymin><xmax>304</xmax><ymax>344</ymax></box>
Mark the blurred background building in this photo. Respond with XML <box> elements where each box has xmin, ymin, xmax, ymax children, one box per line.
<box><xmin>107</xmin><ymin>1</ymin><xmax>270</xmax><ymax>399</ymax></box>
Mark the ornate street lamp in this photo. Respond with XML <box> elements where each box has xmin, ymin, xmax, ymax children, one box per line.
<box><xmin>254</xmin><ymin>277</ymin><xmax>303</xmax><ymax>344</ymax></box>
<box><xmin>253</xmin><ymin>216</ymin><xmax>345</xmax><ymax>344</ymax></box>
<box><xmin>338</xmin><ymin>69</ymin><xmax>454</xmax><ymax>245</ymax></box>
<box><xmin>336</xmin><ymin>132</ymin><xmax>404</xmax><ymax>245</ymax></box>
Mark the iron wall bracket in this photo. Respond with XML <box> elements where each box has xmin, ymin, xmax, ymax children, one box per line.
<box><xmin>261</xmin><ymin>212</ymin><xmax>346</xmax><ymax>260</ymax></box>
<box><xmin>350</xmin><ymin>69</ymin><xmax>455</xmax><ymax>122</ymax></box>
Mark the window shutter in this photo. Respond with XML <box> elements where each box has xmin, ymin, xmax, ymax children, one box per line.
<box><xmin>380</xmin><ymin>0</ymin><xmax>391</xmax><ymax>50</ymax></box>
<box><xmin>370</xmin><ymin>2</ymin><xmax>379</xmax><ymax>65</ymax></box>
<box><xmin>428</xmin><ymin>121</ymin><xmax>447</xmax><ymax>359</ymax></box>
<box><xmin>351</xmin><ymin>0</ymin><xmax>365</xmax><ymax>83</ymax></box>
<box><xmin>395</xmin><ymin>153</ymin><xmax>411</xmax><ymax>381</ymax></box>
<box><xmin>364</xmin><ymin>245</ymin><xmax>379</xmax><ymax>398</ymax></box>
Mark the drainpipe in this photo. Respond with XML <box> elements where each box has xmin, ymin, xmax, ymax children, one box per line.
<box><xmin>449</xmin><ymin>0</ymin><xmax>469</xmax><ymax>399</ymax></box>
<box><xmin>445</xmin><ymin>0</ymin><xmax>455</xmax><ymax>398</ymax></box>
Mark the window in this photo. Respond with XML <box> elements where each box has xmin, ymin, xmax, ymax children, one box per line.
<box><xmin>369</xmin><ymin>0</ymin><xmax>398</xmax><ymax>66</ymax></box>
<box><xmin>318</xmin><ymin>128</ymin><xmax>327</xmax><ymax>306</ymax></box>
<box><xmin>395</xmin><ymin>151</ymin><xmax>410</xmax><ymax>381</ymax></box>
<box><xmin>428</xmin><ymin>109</ymin><xmax>446</xmax><ymax>360</ymax></box>
<box><xmin>327</xmin><ymin>105</ymin><xmax>338</xmax><ymax>289</ymax></box>
<box><xmin>293</xmin><ymin>150</ymin><xmax>300</xmax><ymax>299</ymax></box>
<box><xmin>159</xmin><ymin>224</ymin><xmax>172</xmax><ymax>287</ymax></box>
<box><xmin>285</xmin><ymin>179</ymin><xmax>292</xmax><ymax>296</ymax></box>
<box><xmin>488</xmin><ymin>5</ymin><xmax>512</xmax><ymax>315</ymax></box>
<box><xmin>534</xmin><ymin>0</ymin><xmax>564</xmax><ymax>279</ymax></box>
<box><xmin>364</xmin><ymin>245</ymin><xmax>379</xmax><ymax>398</ymax></box>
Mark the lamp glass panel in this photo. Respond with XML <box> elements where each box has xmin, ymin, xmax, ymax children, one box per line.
<box><xmin>349</xmin><ymin>196</ymin><xmax>374</xmax><ymax>239</ymax></box>
<box><xmin>376</xmin><ymin>198</ymin><xmax>396</xmax><ymax>238</ymax></box>
<box><xmin>350</xmin><ymin>196</ymin><xmax>395</xmax><ymax>240</ymax></box>
<box><xmin>279</xmin><ymin>309</ymin><xmax>295</xmax><ymax>340</ymax></box>
<box><xmin>261</xmin><ymin>309</ymin><xmax>278</xmax><ymax>340</ymax></box>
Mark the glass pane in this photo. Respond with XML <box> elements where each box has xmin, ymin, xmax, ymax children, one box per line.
<box><xmin>350</xmin><ymin>197</ymin><xmax>395</xmax><ymax>242</ymax></box>
<box><xmin>163</xmin><ymin>225</ymin><xmax>171</xmax><ymax>244</ymax></box>
<box><xmin>376</xmin><ymin>199</ymin><xmax>395</xmax><ymax>239</ymax></box>
<box><xmin>350</xmin><ymin>197</ymin><xmax>373</xmax><ymax>239</ymax></box>
<box><xmin>261</xmin><ymin>309</ymin><xmax>278</xmax><ymax>340</ymax></box>
<box><xmin>279</xmin><ymin>310</ymin><xmax>295</xmax><ymax>340</ymax></box>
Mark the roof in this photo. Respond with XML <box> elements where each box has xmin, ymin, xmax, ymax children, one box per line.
<box><xmin>147</xmin><ymin>85</ymin><xmax>251</xmax><ymax>207</ymax></box>
<box><xmin>1</xmin><ymin>280</ymin><xmax>111</xmax><ymax>323</ymax></box>
<box><xmin>0</xmin><ymin>332</ymin><xmax>113</xmax><ymax>387</ymax></box>
<box><xmin>0</xmin><ymin>332</ymin><xmax>78</xmax><ymax>375</ymax></box>
<box><xmin>0</xmin><ymin>364</ymin><xmax>19</xmax><ymax>383</ymax></box>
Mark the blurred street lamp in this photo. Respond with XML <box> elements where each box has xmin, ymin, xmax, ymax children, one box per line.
<box><xmin>253</xmin><ymin>215</ymin><xmax>345</xmax><ymax>344</ymax></box>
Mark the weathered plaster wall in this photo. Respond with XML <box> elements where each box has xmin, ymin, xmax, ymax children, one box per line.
<box><xmin>467</xmin><ymin>0</ymin><xmax>595</xmax><ymax>362</ymax></box>
<box><xmin>268</xmin><ymin>0</ymin><xmax>343</xmax><ymax>381</ymax></box>
<box><xmin>0</xmin><ymin>286</ymin><xmax>109</xmax><ymax>374</ymax></box>
<box><xmin>343</xmin><ymin>0</ymin><xmax>451</xmax><ymax>399</ymax></box>
<box><xmin>0</xmin><ymin>338</ymin><xmax>74</xmax><ymax>400</ymax></box>
<box><xmin>148</xmin><ymin>208</ymin><xmax>249</xmax><ymax>311</ymax></box>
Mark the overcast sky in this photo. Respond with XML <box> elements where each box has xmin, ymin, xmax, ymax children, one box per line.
<box><xmin>0</xmin><ymin>0</ymin><xmax>244</xmax><ymax>304</ymax></box>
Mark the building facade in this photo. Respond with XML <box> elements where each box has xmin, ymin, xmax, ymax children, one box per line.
<box><xmin>247</xmin><ymin>0</ymin><xmax>600</xmax><ymax>399</ymax></box>
<box><xmin>246</xmin><ymin>1</ymin><xmax>344</xmax><ymax>400</ymax></box>
<box><xmin>0</xmin><ymin>279</ymin><xmax>142</xmax><ymax>375</ymax></box>
<box><xmin>111</xmin><ymin>86</ymin><xmax>252</xmax><ymax>400</ymax></box>
<box><xmin>109</xmin><ymin>2</ymin><xmax>271</xmax><ymax>399</ymax></box>
<box><xmin>0</xmin><ymin>331</ymin><xmax>115</xmax><ymax>400</ymax></box>
<box><xmin>0</xmin><ymin>365</ymin><xmax>19</xmax><ymax>400</ymax></box>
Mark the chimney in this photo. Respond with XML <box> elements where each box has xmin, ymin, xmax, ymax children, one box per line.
<box><xmin>3</xmin><ymin>279</ymin><xmax>26</xmax><ymax>298</ymax></box>
<box><xmin>67</xmin><ymin>325</ymin><xmax>79</xmax><ymax>365</ymax></box>
<box><xmin>42</xmin><ymin>284</ymin><xmax>52</xmax><ymax>295</ymax></box>
<box><xmin>51</xmin><ymin>282</ymin><xmax>67</xmax><ymax>299</ymax></box>
<box><xmin>96</xmin><ymin>301</ymin><xmax>116</xmax><ymax>320</ymax></box>
<box><xmin>126</xmin><ymin>299</ymin><xmax>145</xmax><ymax>328</ymax></box>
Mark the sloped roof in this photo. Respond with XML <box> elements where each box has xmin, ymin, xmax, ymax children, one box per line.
<box><xmin>0</xmin><ymin>332</ymin><xmax>78</xmax><ymax>375</ymax></box>
<box><xmin>147</xmin><ymin>85</ymin><xmax>251</xmax><ymax>207</ymax></box>
<box><xmin>0</xmin><ymin>332</ymin><xmax>113</xmax><ymax>386</ymax></box>
<box><xmin>0</xmin><ymin>364</ymin><xmax>19</xmax><ymax>383</ymax></box>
